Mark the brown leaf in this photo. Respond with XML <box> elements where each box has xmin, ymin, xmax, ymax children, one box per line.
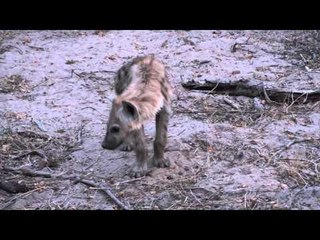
<box><xmin>2</xmin><ymin>144</ymin><xmax>10</xmax><ymax>153</ymax></box>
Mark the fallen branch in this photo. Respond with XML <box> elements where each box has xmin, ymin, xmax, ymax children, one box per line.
<box><xmin>2</xmin><ymin>166</ymin><xmax>130</xmax><ymax>209</ymax></box>
<box><xmin>74</xmin><ymin>178</ymin><xmax>132</xmax><ymax>210</ymax></box>
<box><xmin>0</xmin><ymin>188</ymin><xmax>43</xmax><ymax>210</ymax></box>
<box><xmin>0</xmin><ymin>179</ymin><xmax>29</xmax><ymax>193</ymax></box>
<box><xmin>182</xmin><ymin>79</ymin><xmax>320</xmax><ymax>104</ymax></box>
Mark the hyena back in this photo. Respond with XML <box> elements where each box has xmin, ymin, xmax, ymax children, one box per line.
<box><xmin>101</xmin><ymin>55</ymin><xmax>173</xmax><ymax>177</ymax></box>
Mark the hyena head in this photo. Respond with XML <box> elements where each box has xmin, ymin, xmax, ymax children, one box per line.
<box><xmin>101</xmin><ymin>98</ymin><xmax>140</xmax><ymax>150</ymax></box>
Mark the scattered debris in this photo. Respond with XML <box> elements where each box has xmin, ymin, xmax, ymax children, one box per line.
<box><xmin>0</xmin><ymin>75</ymin><xmax>29</xmax><ymax>93</ymax></box>
<box><xmin>1</xmin><ymin>30</ymin><xmax>320</xmax><ymax>209</ymax></box>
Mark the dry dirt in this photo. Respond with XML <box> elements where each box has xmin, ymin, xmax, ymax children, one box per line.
<box><xmin>0</xmin><ymin>30</ymin><xmax>320</xmax><ymax>210</ymax></box>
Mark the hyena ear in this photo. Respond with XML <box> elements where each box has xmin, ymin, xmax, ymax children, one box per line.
<box><xmin>122</xmin><ymin>101</ymin><xmax>139</xmax><ymax>121</ymax></box>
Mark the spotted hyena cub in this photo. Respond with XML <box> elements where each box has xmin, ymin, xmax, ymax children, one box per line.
<box><xmin>101</xmin><ymin>55</ymin><xmax>173</xmax><ymax>177</ymax></box>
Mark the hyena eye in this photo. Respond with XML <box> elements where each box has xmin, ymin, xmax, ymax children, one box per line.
<box><xmin>110</xmin><ymin>125</ymin><xmax>120</xmax><ymax>133</ymax></box>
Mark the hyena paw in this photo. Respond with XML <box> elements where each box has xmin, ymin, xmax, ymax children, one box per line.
<box><xmin>129</xmin><ymin>164</ymin><xmax>148</xmax><ymax>178</ymax></box>
<box><xmin>152</xmin><ymin>157</ymin><xmax>170</xmax><ymax>168</ymax></box>
<box><xmin>120</xmin><ymin>144</ymin><xmax>133</xmax><ymax>152</ymax></box>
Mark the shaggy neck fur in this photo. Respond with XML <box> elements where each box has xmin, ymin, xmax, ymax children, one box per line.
<box><xmin>115</xmin><ymin>89</ymin><xmax>164</xmax><ymax>130</ymax></box>
<box><xmin>115</xmin><ymin>57</ymin><xmax>168</xmax><ymax>130</ymax></box>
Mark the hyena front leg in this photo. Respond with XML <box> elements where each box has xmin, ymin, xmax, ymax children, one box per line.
<box><xmin>120</xmin><ymin>125</ymin><xmax>144</xmax><ymax>152</ymax></box>
<box><xmin>130</xmin><ymin>127</ymin><xmax>148</xmax><ymax>178</ymax></box>
<box><xmin>120</xmin><ymin>133</ymin><xmax>134</xmax><ymax>152</ymax></box>
<box><xmin>152</xmin><ymin>108</ymin><xmax>170</xmax><ymax>168</ymax></box>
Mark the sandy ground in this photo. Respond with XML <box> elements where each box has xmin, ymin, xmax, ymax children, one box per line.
<box><xmin>0</xmin><ymin>30</ymin><xmax>320</xmax><ymax>209</ymax></box>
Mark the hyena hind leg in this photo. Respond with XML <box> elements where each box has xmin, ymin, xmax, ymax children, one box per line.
<box><xmin>152</xmin><ymin>108</ymin><xmax>170</xmax><ymax>168</ymax></box>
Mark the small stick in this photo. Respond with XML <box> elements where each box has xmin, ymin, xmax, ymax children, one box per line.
<box><xmin>263</xmin><ymin>85</ymin><xmax>281</xmax><ymax>105</ymax></box>
<box><xmin>114</xmin><ymin>176</ymin><xmax>145</xmax><ymax>186</ymax></box>
<box><xmin>27</xmin><ymin>45</ymin><xmax>45</xmax><ymax>51</ymax></box>
<box><xmin>223</xmin><ymin>97</ymin><xmax>240</xmax><ymax>110</ymax></box>
<box><xmin>71</xmin><ymin>70</ymin><xmax>82</xmax><ymax>78</ymax></box>
<box><xmin>270</xmin><ymin>139</ymin><xmax>316</xmax><ymax>163</ymax></box>
<box><xmin>204</xmin><ymin>81</ymin><xmax>220</xmax><ymax>97</ymax></box>
<box><xmin>244</xmin><ymin>192</ymin><xmax>248</xmax><ymax>209</ymax></box>
<box><xmin>189</xmin><ymin>189</ymin><xmax>204</xmax><ymax>206</ymax></box>
<box><xmin>76</xmin><ymin>123</ymin><xmax>84</xmax><ymax>145</ymax></box>
<box><xmin>300</xmin><ymin>54</ymin><xmax>308</xmax><ymax>64</ymax></box>
<box><xmin>10</xmin><ymin>150</ymin><xmax>47</xmax><ymax>161</ymax></box>
<box><xmin>7</xmin><ymin>45</ymin><xmax>23</xmax><ymax>54</ymax></box>
<box><xmin>3</xmin><ymin>166</ymin><xmax>52</xmax><ymax>178</ymax></box>
<box><xmin>91</xmin><ymin>70</ymin><xmax>116</xmax><ymax>74</ymax></box>
<box><xmin>74</xmin><ymin>178</ymin><xmax>132</xmax><ymax>210</ymax></box>
<box><xmin>285</xmin><ymin>92</ymin><xmax>307</xmax><ymax>112</ymax></box>
<box><xmin>177</xmin><ymin>128</ymin><xmax>186</xmax><ymax>136</ymax></box>
<box><xmin>166</xmin><ymin>202</ymin><xmax>178</xmax><ymax>210</ymax></box>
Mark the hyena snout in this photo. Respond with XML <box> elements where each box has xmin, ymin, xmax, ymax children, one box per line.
<box><xmin>101</xmin><ymin>138</ymin><xmax>111</xmax><ymax>149</ymax></box>
<box><xmin>101</xmin><ymin>125</ymin><xmax>125</xmax><ymax>150</ymax></box>
<box><xmin>101</xmin><ymin>135</ymin><xmax>122</xmax><ymax>150</ymax></box>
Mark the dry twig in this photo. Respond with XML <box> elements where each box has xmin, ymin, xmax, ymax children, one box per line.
<box><xmin>74</xmin><ymin>178</ymin><xmax>132</xmax><ymax>210</ymax></box>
